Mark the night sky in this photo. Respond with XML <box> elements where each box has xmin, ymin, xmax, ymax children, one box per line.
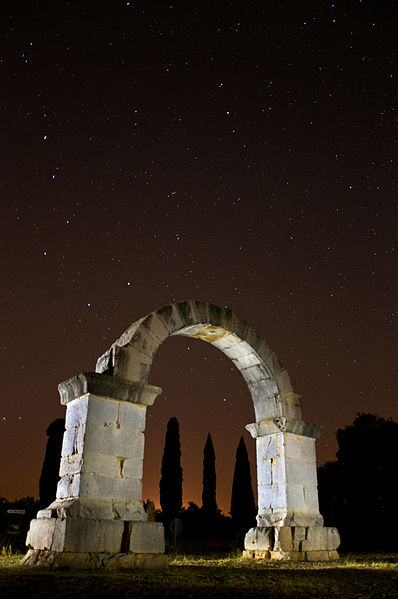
<box><xmin>1</xmin><ymin>1</ymin><xmax>397</xmax><ymax>515</ymax></box>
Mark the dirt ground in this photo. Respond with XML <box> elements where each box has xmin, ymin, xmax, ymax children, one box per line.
<box><xmin>0</xmin><ymin>552</ymin><xmax>397</xmax><ymax>598</ymax></box>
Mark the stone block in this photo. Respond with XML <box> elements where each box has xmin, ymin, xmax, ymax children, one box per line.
<box><xmin>56</xmin><ymin>474</ymin><xmax>81</xmax><ymax>499</ymax></box>
<box><xmin>241</xmin><ymin>364</ymin><xmax>270</xmax><ymax>385</ymax></box>
<box><xmin>27</xmin><ymin>517</ymin><xmax>125</xmax><ymax>553</ymax></box>
<box><xmin>301</xmin><ymin>527</ymin><xmax>327</xmax><ymax>551</ymax></box>
<box><xmin>326</xmin><ymin>527</ymin><xmax>340</xmax><ymax>550</ymax></box>
<box><xmin>84</xmin><ymin>425</ymin><xmax>144</xmax><ymax>459</ymax></box>
<box><xmin>232</xmin><ymin>352</ymin><xmax>261</xmax><ymax>370</ymax></box>
<box><xmin>284</xmin><ymin>434</ymin><xmax>316</xmax><ymax>462</ymax></box>
<box><xmin>222</xmin><ymin>340</ymin><xmax>251</xmax><ymax>360</ymax></box>
<box><xmin>286</xmin><ymin>458</ymin><xmax>317</xmax><ymax>486</ymax></box>
<box><xmin>26</xmin><ymin>518</ymin><xmax>57</xmax><ymax>550</ymax></box>
<box><xmin>303</xmin><ymin>483</ymin><xmax>321</xmax><ymax>512</ymax></box>
<box><xmin>129</xmin><ymin>326</ymin><xmax>159</xmax><ymax>359</ymax></box>
<box><xmin>305</xmin><ymin>550</ymin><xmax>331</xmax><ymax>561</ymax></box>
<box><xmin>121</xmin><ymin>458</ymin><xmax>143</xmax><ymax>479</ymax></box>
<box><xmin>63</xmin><ymin>519</ymin><xmax>124</xmax><ymax>553</ymax></box>
<box><xmin>293</xmin><ymin>526</ymin><xmax>306</xmax><ymax>541</ymax></box>
<box><xmin>271</xmin><ymin>457</ymin><xmax>286</xmax><ymax>484</ymax></box>
<box><xmin>257</xmin><ymin>435</ymin><xmax>280</xmax><ymax>460</ymax></box>
<box><xmin>275</xmin><ymin>368</ymin><xmax>293</xmax><ymax>396</ymax></box>
<box><xmin>209</xmin><ymin>332</ymin><xmax>237</xmax><ymax>351</ymax></box>
<box><xmin>81</xmin><ymin>453</ymin><xmax>121</xmax><ymax>477</ymax></box>
<box><xmin>244</xmin><ymin>527</ymin><xmax>273</xmax><ymax>551</ymax></box>
<box><xmin>257</xmin><ymin>485</ymin><xmax>272</xmax><ymax>509</ymax></box>
<box><xmin>111</xmin><ymin>345</ymin><xmax>152</xmax><ymax>383</ymax></box>
<box><xmin>87</xmin><ymin>396</ymin><xmax>119</xmax><ymax>428</ymax></box>
<box><xmin>111</xmin><ymin>500</ymin><xmax>146</xmax><ymax>521</ymax></box>
<box><xmin>60</xmin><ymin>454</ymin><xmax>83</xmax><ymax>476</ymax></box>
<box><xmin>286</xmin><ymin>484</ymin><xmax>306</xmax><ymax>510</ymax></box>
<box><xmin>249</xmin><ymin>383</ymin><xmax>281</xmax><ymax>420</ymax></box>
<box><xmin>256</xmin><ymin>456</ymin><xmax>271</xmax><ymax>486</ymax></box>
<box><xmin>274</xmin><ymin>527</ymin><xmax>293</xmax><ymax>551</ymax></box>
<box><xmin>258</xmin><ymin>483</ymin><xmax>287</xmax><ymax>510</ymax></box>
<box><xmin>140</xmin><ymin>313</ymin><xmax>170</xmax><ymax>343</ymax></box>
<box><xmin>156</xmin><ymin>303</ymin><xmax>185</xmax><ymax>334</ymax></box>
<box><xmin>283</xmin><ymin>393</ymin><xmax>303</xmax><ymax>420</ymax></box>
<box><xmin>65</xmin><ymin>397</ymin><xmax>89</xmax><ymax>429</ymax></box>
<box><xmin>118</xmin><ymin>402</ymin><xmax>146</xmax><ymax>432</ymax></box>
<box><xmin>78</xmin><ymin>473</ymin><xmax>142</xmax><ymax>501</ymax></box>
<box><xmin>292</xmin><ymin>512</ymin><xmax>324</xmax><ymax>527</ymax></box>
<box><xmin>129</xmin><ymin>522</ymin><xmax>165</xmax><ymax>554</ymax></box>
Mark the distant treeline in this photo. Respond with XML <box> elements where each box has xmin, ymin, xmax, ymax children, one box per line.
<box><xmin>318</xmin><ymin>413</ymin><xmax>398</xmax><ymax>552</ymax></box>
<box><xmin>1</xmin><ymin>412</ymin><xmax>397</xmax><ymax>552</ymax></box>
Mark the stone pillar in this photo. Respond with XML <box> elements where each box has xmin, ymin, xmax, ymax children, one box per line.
<box><xmin>23</xmin><ymin>373</ymin><xmax>167</xmax><ymax>569</ymax></box>
<box><xmin>244</xmin><ymin>418</ymin><xmax>340</xmax><ymax>561</ymax></box>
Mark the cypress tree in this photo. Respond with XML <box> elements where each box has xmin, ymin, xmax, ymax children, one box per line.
<box><xmin>202</xmin><ymin>433</ymin><xmax>217</xmax><ymax>517</ymax></box>
<box><xmin>230</xmin><ymin>436</ymin><xmax>257</xmax><ymax>533</ymax></box>
<box><xmin>39</xmin><ymin>418</ymin><xmax>65</xmax><ymax>508</ymax></box>
<box><xmin>159</xmin><ymin>417</ymin><xmax>183</xmax><ymax>524</ymax></box>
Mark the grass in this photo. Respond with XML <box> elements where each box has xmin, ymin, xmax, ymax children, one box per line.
<box><xmin>0</xmin><ymin>549</ymin><xmax>397</xmax><ymax>598</ymax></box>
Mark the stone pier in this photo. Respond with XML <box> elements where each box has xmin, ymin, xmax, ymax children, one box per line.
<box><xmin>243</xmin><ymin>420</ymin><xmax>339</xmax><ymax>560</ymax></box>
<box><xmin>24</xmin><ymin>373</ymin><xmax>167</xmax><ymax>569</ymax></box>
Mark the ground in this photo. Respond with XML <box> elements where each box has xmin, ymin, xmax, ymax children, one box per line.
<box><xmin>0</xmin><ymin>551</ymin><xmax>397</xmax><ymax>598</ymax></box>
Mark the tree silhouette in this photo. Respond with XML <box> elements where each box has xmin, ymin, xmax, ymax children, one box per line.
<box><xmin>202</xmin><ymin>433</ymin><xmax>217</xmax><ymax>518</ymax></box>
<box><xmin>318</xmin><ymin>413</ymin><xmax>398</xmax><ymax>551</ymax></box>
<box><xmin>159</xmin><ymin>417</ymin><xmax>183</xmax><ymax>525</ymax></box>
<box><xmin>230</xmin><ymin>436</ymin><xmax>256</xmax><ymax>534</ymax></box>
<box><xmin>39</xmin><ymin>418</ymin><xmax>65</xmax><ymax>508</ymax></box>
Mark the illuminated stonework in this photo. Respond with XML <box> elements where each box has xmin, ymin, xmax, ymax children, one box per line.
<box><xmin>24</xmin><ymin>300</ymin><xmax>340</xmax><ymax>567</ymax></box>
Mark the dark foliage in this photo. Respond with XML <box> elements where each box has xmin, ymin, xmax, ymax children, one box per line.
<box><xmin>39</xmin><ymin>418</ymin><xmax>65</xmax><ymax>508</ymax></box>
<box><xmin>230</xmin><ymin>436</ymin><xmax>257</xmax><ymax>535</ymax></box>
<box><xmin>0</xmin><ymin>496</ymin><xmax>40</xmax><ymax>550</ymax></box>
<box><xmin>202</xmin><ymin>433</ymin><xmax>218</xmax><ymax>519</ymax></box>
<box><xmin>159</xmin><ymin>417</ymin><xmax>183</xmax><ymax>527</ymax></box>
<box><xmin>318</xmin><ymin>413</ymin><xmax>398</xmax><ymax>551</ymax></box>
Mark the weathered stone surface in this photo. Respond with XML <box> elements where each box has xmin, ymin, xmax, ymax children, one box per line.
<box><xmin>83</xmin><ymin>426</ymin><xmax>145</xmax><ymax>459</ymax></box>
<box><xmin>59</xmin><ymin>373</ymin><xmax>162</xmax><ymax>407</ymax></box>
<box><xmin>27</xmin><ymin>517</ymin><xmax>125</xmax><ymax>553</ymax></box>
<box><xmin>78</xmin><ymin>473</ymin><xmax>142</xmax><ymax>501</ymax></box>
<box><xmin>274</xmin><ymin>527</ymin><xmax>293</xmax><ymax>552</ymax></box>
<box><xmin>301</xmin><ymin>526</ymin><xmax>340</xmax><ymax>551</ymax></box>
<box><xmin>22</xmin><ymin>549</ymin><xmax>168</xmax><ymax>569</ymax></box>
<box><xmin>242</xmin><ymin>525</ymin><xmax>340</xmax><ymax>561</ymax></box>
<box><xmin>244</xmin><ymin>527</ymin><xmax>273</xmax><ymax>551</ymax></box>
<box><xmin>129</xmin><ymin>522</ymin><xmax>165</xmax><ymax>554</ymax></box>
<box><xmin>118</xmin><ymin>402</ymin><xmax>146</xmax><ymax>432</ymax></box>
<box><xmin>42</xmin><ymin>497</ymin><xmax>146</xmax><ymax>522</ymax></box>
<box><xmin>286</xmin><ymin>458</ymin><xmax>317</xmax><ymax>486</ymax></box>
<box><xmin>293</xmin><ymin>526</ymin><xmax>306</xmax><ymax>541</ymax></box>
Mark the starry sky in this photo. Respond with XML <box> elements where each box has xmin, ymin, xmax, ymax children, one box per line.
<box><xmin>1</xmin><ymin>0</ymin><xmax>397</xmax><ymax>514</ymax></box>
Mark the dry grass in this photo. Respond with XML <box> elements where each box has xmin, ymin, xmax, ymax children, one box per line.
<box><xmin>0</xmin><ymin>550</ymin><xmax>397</xmax><ymax>598</ymax></box>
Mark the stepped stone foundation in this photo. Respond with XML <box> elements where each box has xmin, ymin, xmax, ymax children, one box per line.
<box><xmin>24</xmin><ymin>300</ymin><xmax>340</xmax><ymax>568</ymax></box>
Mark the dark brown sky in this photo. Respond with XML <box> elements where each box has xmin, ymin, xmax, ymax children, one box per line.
<box><xmin>1</xmin><ymin>0</ymin><xmax>397</xmax><ymax>514</ymax></box>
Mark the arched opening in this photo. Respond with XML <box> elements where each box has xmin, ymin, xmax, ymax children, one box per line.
<box><xmin>143</xmin><ymin>333</ymin><xmax>256</xmax><ymax>514</ymax></box>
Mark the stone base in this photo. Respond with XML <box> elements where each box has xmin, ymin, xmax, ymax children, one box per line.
<box><xmin>243</xmin><ymin>549</ymin><xmax>339</xmax><ymax>561</ymax></box>
<box><xmin>22</xmin><ymin>549</ymin><xmax>168</xmax><ymax>569</ymax></box>
<box><xmin>244</xmin><ymin>525</ymin><xmax>340</xmax><ymax>561</ymax></box>
<box><xmin>26</xmin><ymin>516</ymin><xmax>165</xmax><ymax>554</ymax></box>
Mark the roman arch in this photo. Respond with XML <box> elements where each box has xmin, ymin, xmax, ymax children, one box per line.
<box><xmin>24</xmin><ymin>300</ymin><xmax>340</xmax><ymax>567</ymax></box>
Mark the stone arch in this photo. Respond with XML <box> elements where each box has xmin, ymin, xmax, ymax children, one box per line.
<box><xmin>95</xmin><ymin>299</ymin><xmax>301</xmax><ymax>425</ymax></box>
<box><xmin>24</xmin><ymin>300</ymin><xmax>340</xmax><ymax>568</ymax></box>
